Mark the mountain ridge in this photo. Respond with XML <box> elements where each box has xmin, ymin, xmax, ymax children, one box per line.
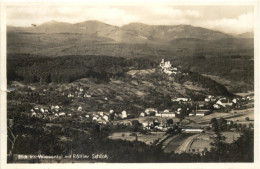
<box><xmin>7</xmin><ymin>20</ymin><xmax>237</xmax><ymax>42</ymax></box>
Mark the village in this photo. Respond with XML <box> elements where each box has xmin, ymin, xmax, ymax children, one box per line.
<box><xmin>27</xmin><ymin>59</ymin><xmax>253</xmax><ymax>128</ymax></box>
<box><xmin>7</xmin><ymin>59</ymin><xmax>254</xmax><ymax>156</ymax></box>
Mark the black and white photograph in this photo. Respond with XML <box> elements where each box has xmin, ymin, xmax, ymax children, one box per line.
<box><xmin>0</xmin><ymin>0</ymin><xmax>259</xmax><ymax>168</ymax></box>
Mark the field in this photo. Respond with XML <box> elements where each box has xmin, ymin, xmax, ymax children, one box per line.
<box><xmin>108</xmin><ymin>132</ymin><xmax>165</xmax><ymax>145</ymax></box>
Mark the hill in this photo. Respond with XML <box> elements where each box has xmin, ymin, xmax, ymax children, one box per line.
<box><xmin>7</xmin><ymin>20</ymin><xmax>254</xmax><ymax>92</ymax></box>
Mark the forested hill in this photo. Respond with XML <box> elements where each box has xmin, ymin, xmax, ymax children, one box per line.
<box><xmin>7</xmin><ymin>54</ymin><xmax>158</xmax><ymax>83</ymax></box>
<box><xmin>7</xmin><ymin>54</ymin><xmax>233</xmax><ymax>96</ymax></box>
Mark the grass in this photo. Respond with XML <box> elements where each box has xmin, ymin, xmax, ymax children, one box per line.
<box><xmin>108</xmin><ymin>131</ymin><xmax>165</xmax><ymax>145</ymax></box>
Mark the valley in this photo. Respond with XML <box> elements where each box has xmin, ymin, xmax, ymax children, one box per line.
<box><xmin>6</xmin><ymin>20</ymin><xmax>254</xmax><ymax>163</ymax></box>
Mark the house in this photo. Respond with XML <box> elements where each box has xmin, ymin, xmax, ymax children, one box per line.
<box><xmin>216</xmin><ymin>99</ymin><xmax>233</xmax><ymax>107</ymax></box>
<box><xmin>109</xmin><ymin>110</ymin><xmax>114</xmax><ymax>114</ymax></box>
<box><xmin>182</xmin><ymin>126</ymin><xmax>203</xmax><ymax>133</ymax></box>
<box><xmin>145</xmin><ymin>108</ymin><xmax>157</xmax><ymax>116</ymax></box>
<box><xmin>54</xmin><ymin>105</ymin><xmax>60</xmax><ymax>112</ymax></box>
<box><xmin>68</xmin><ymin>93</ymin><xmax>74</xmax><ymax>98</ymax></box>
<box><xmin>189</xmin><ymin>112</ymin><xmax>196</xmax><ymax>116</ymax></box>
<box><xmin>78</xmin><ymin>106</ymin><xmax>82</xmax><ymax>111</ymax></box>
<box><xmin>98</xmin><ymin>112</ymin><xmax>104</xmax><ymax>116</ymax></box>
<box><xmin>205</xmin><ymin>98</ymin><xmax>210</xmax><ymax>102</ymax></box>
<box><xmin>195</xmin><ymin>110</ymin><xmax>211</xmax><ymax>116</ymax></box>
<box><xmin>142</xmin><ymin>122</ymin><xmax>150</xmax><ymax>128</ymax></box>
<box><xmin>155</xmin><ymin>126</ymin><xmax>164</xmax><ymax>130</ymax></box>
<box><xmin>156</xmin><ymin>111</ymin><xmax>176</xmax><ymax>118</ymax></box>
<box><xmin>103</xmin><ymin>115</ymin><xmax>109</xmax><ymax>121</ymax></box>
<box><xmin>246</xmin><ymin>96</ymin><xmax>252</xmax><ymax>100</ymax></box>
<box><xmin>176</xmin><ymin>108</ymin><xmax>182</xmax><ymax>114</ymax></box>
<box><xmin>232</xmin><ymin>98</ymin><xmax>237</xmax><ymax>104</ymax></box>
<box><xmin>121</xmin><ymin>110</ymin><xmax>127</xmax><ymax>119</ymax></box>
<box><xmin>172</xmin><ymin>98</ymin><xmax>189</xmax><ymax>102</ymax></box>
<box><xmin>31</xmin><ymin>112</ymin><xmax>37</xmax><ymax>117</ymax></box>
<box><xmin>205</xmin><ymin>95</ymin><xmax>216</xmax><ymax>102</ymax></box>
<box><xmin>140</xmin><ymin>112</ymin><xmax>145</xmax><ymax>117</ymax></box>
<box><xmin>59</xmin><ymin>112</ymin><xmax>66</xmax><ymax>117</ymax></box>
<box><xmin>213</xmin><ymin>104</ymin><xmax>221</xmax><ymax>109</ymax></box>
<box><xmin>84</xmin><ymin>94</ymin><xmax>92</xmax><ymax>98</ymax></box>
<box><xmin>40</xmin><ymin>108</ymin><xmax>45</xmax><ymax>113</ymax></box>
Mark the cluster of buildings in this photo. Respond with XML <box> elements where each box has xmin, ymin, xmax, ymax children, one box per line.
<box><xmin>30</xmin><ymin>105</ymin><xmax>65</xmax><ymax>118</ymax></box>
<box><xmin>67</xmin><ymin>87</ymin><xmax>92</xmax><ymax>98</ymax></box>
<box><xmin>159</xmin><ymin>59</ymin><xmax>188</xmax><ymax>76</ymax></box>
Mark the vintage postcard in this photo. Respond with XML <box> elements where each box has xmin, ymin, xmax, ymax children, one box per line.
<box><xmin>0</xmin><ymin>0</ymin><xmax>259</xmax><ymax>169</ymax></box>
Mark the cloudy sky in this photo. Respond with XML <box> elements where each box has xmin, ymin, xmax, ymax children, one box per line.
<box><xmin>6</xmin><ymin>3</ymin><xmax>254</xmax><ymax>34</ymax></box>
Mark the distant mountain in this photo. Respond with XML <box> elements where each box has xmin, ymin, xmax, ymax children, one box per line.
<box><xmin>236</xmin><ymin>32</ymin><xmax>254</xmax><ymax>39</ymax></box>
<box><xmin>7</xmin><ymin>20</ymin><xmax>233</xmax><ymax>42</ymax></box>
<box><xmin>122</xmin><ymin>23</ymin><xmax>232</xmax><ymax>41</ymax></box>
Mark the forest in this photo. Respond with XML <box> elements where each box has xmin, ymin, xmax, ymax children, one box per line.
<box><xmin>7</xmin><ymin>54</ymin><xmax>157</xmax><ymax>84</ymax></box>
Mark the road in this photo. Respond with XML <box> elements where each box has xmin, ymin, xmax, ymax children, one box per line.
<box><xmin>174</xmin><ymin>134</ymin><xmax>199</xmax><ymax>154</ymax></box>
<box><xmin>163</xmin><ymin>133</ymin><xmax>196</xmax><ymax>153</ymax></box>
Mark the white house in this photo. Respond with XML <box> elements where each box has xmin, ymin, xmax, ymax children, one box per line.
<box><xmin>84</xmin><ymin>94</ymin><xmax>92</xmax><ymax>98</ymax></box>
<box><xmin>109</xmin><ymin>110</ymin><xmax>114</xmax><ymax>114</ymax></box>
<box><xmin>182</xmin><ymin>128</ymin><xmax>203</xmax><ymax>133</ymax></box>
<box><xmin>122</xmin><ymin>110</ymin><xmax>127</xmax><ymax>119</ymax></box>
<box><xmin>98</xmin><ymin>111</ymin><xmax>104</xmax><ymax>116</ymax></box>
<box><xmin>189</xmin><ymin>112</ymin><xmax>196</xmax><ymax>116</ymax></box>
<box><xmin>68</xmin><ymin>93</ymin><xmax>74</xmax><ymax>98</ymax></box>
<box><xmin>216</xmin><ymin>99</ymin><xmax>233</xmax><ymax>107</ymax></box>
<box><xmin>172</xmin><ymin>98</ymin><xmax>189</xmax><ymax>102</ymax></box>
<box><xmin>31</xmin><ymin>112</ymin><xmax>37</xmax><ymax>117</ymax></box>
<box><xmin>59</xmin><ymin>112</ymin><xmax>66</xmax><ymax>116</ymax></box>
<box><xmin>103</xmin><ymin>115</ymin><xmax>109</xmax><ymax>121</ymax></box>
<box><xmin>156</xmin><ymin>111</ymin><xmax>176</xmax><ymax>117</ymax></box>
<box><xmin>78</xmin><ymin>106</ymin><xmax>82</xmax><ymax>111</ymax></box>
<box><xmin>140</xmin><ymin>112</ymin><xmax>145</xmax><ymax>117</ymax></box>
<box><xmin>176</xmin><ymin>108</ymin><xmax>182</xmax><ymax>114</ymax></box>
<box><xmin>145</xmin><ymin>108</ymin><xmax>158</xmax><ymax>114</ymax></box>
<box><xmin>213</xmin><ymin>104</ymin><xmax>221</xmax><ymax>109</ymax></box>
<box><xmin>40</xmin><ymin>108</ymin><xmax>45</xmax><ymax>113</ymax></box>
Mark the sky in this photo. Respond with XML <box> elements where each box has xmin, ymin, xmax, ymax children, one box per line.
<box><xmin>6</xmin><ymin>3</ymin><xmax>255</xmax><ymax>34</ymax></box>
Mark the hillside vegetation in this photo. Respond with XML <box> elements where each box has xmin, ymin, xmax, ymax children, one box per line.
<box><xmin>7</xmin><ymin>20</ymin><xmax>254</xmax><ymax>92</ymax></box>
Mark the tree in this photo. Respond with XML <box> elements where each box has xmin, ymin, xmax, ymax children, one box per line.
<box><xmin>166</xmin><ymin>119</ymin><xmax>174</xmax><ymax>126</ymax></box>
<box><xmin>131</xmin><ymin>120</ymin><xmax>141</xmax><ymax>132</ymax></box>
<box><xmin>210</xmin><ymin>120</ymin><xmax>227</xmax><ymax>162</ymax></box>
<box><xmin>7</xmin><ymin>126</ymin><xmax>18</xmax><ymax>162</ymax></box>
